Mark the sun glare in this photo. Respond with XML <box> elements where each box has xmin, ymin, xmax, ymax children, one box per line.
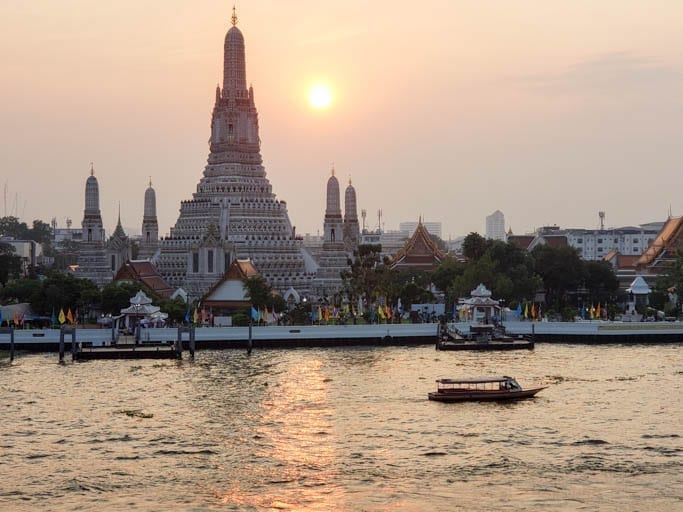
<box><xmin>309</xmin><ymin>84</ymin><xmax>332</xmax><ymax>110</ymax></box>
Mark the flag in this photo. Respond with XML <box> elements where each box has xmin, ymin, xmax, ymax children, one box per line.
<box><xmin>74</xmin><ymin>310</ymin><xmax>79</xmax><ymax>325</ymax></box>
<box><xmin>193</xmin><ymin>308</ymin><xmax>198</xmax><ymax>323</ymax></box>
<box><xmin>0</xmin><ymin>307</ymin><xmax>4</xmax><ymax>325</ymax></box>
<box><xmin>67</xmin><ymin>308</ymin><xmax>74</xmax><ymax>324</ymax></box>
<box><xmin>385</xmin><ymin>305</ymin><xmax>392</xmax><ymax>320</ymax></box>
<box><xmin>184</xmin><ymin>307</ymin><xmax>191</xmax><ymax>323</ymax></box>
<box><xmin>515</xmin><ymin>303</ymin><xmax>522</xmax><ymax>318</ymax></box>
<box><xmin>58</xmin><ymin>308</ymin><xmax>66</xmax><ymax>324</ymax></box>
<box><xmin>13</xmin><ymin>310</ymin><xmax>19</xmax><ymax>326</ymax></box>
<box><xmin>595</xmin><ymin>303</ymin><xmax>601</xmax><ymax>319</ymax></box>
<box><xmin>537</xmin><ymin>304</ymin><xmax>542</xmax><ymax>320</ymax></box>
<box><xmin>589</xmin><ymin>305</ymin><xmax>595</xmax><ymax>319</ymax></box>
<box><xmin>201</xmin><ymin>308</ymin><xmax>206</xmax><ymax>323</ymax></box>
<box><xmin>378</xmin><ymin>305</ymin><xmax>385</xmax><ymax>320</ymax></box>
<box><xmin>523</xmin><ymin>303</ymin><xmax>529</xmax><ymax>319</ymax></box>
<box><xmin>19</xmin><ymin>312</ymin><xmax>25</xmax><ymax>327</ymax></box>
<box><xmin>324</xmin><ymin>307</ymin><xmax>330</xmax><ymax>322</ymax></box>
<box><xmin>251</xmin><ymin>306</ymin><xmax>259</xmax><ymax>321</ymax></box>
<box><xmin>581</xmin><ymin>304</ymin><xmax>586</xmax><ymax>319</ymax></box>
<box><xmin>530</xmin><ymin>303</ymin><xmax>536</xmax><ymax>320</ymax></box>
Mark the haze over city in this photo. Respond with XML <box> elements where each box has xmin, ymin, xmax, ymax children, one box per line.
<box><xmin>2</xmin><ymin>0</ymin><xmax>683</xmax><ymax>239</ymax></box>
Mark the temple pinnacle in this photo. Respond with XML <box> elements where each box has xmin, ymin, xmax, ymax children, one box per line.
<box><xmin>90</xmin><ymin>162</ymin><xmax>94</xmax><ymax>176</ymax></box>
<box><xmin>231</xmin><ymin>5</ymin><xmax>238</xmax><ymax>26</ymax></box>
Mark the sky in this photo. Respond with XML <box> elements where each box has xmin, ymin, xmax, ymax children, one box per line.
<box><xmin>1</xmin><ymin>0</ymin><xmax>683</xmax><ymax>241</ymax></box>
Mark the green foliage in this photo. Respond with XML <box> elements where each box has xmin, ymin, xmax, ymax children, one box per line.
<box><xmin>461</xmin><ymin>232</ymin><xmax>488</xmax><ymax>260</ymax></box>
<box><xmin>531</xmin><ymin>245</ymin><xmax>584</xmax><ymax>309</ymax></box>
<box><xmin>0</xmin><ymin>242</ymin><xmax>22</xmax><ymax>286</ymax></box>
<box><xmin>101</xmin><ymin>282</ymin><xmax>142</xmax><ymax>315</ymax></box>
<box><xmin>156</xmin><ymin>296</ymin><xmax>188</xmax><ymax>324</ymax></box>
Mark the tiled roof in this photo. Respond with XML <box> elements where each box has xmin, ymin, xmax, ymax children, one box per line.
<box><xmin>114</xmin><ymin>260</ymin><xmax>174</xmax><ymax>298</ymax></box>
<box><xmin>636</xmin><ymin>216</ymin><xmax>683</xmax><ymax>269</ymax></box>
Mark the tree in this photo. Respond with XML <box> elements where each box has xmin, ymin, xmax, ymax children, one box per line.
<box><xmin>0</xmin><ymin>216</ymin><xmax>30</xmax><ymax>240</ymax></box>
<box><xmin>532</xmin><ymin>245</ymin><xmax>585</xmax><ymax>309</ymax></box>
<box><xmin>431</xmin><ymin>257</ymin><xmax>465</xmax><ymax>293</ymax></box>
<box><xmin>0</xmin><ymin>242</ymin><xmax>22</xmax><ymax>286</ymax></box>
<box><xmin>461</xmin><ymin>232</ymin><xmax>489</xmax><ymax>260</ymax></box>
<box><xmin>101</xmin><ymin>282</ymin><xmax>141</xmax><ymax>315</ymax></box>
<box><xmin>584</xmin><ymin>260</ymin><xmax>619</xmax><ymax>305</ymax></box>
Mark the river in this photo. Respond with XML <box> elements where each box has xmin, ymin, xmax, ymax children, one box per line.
<box><xmin>0</xmin><ymin>344</ymin><xmax>681</xmax><ymax>511</ymax></box>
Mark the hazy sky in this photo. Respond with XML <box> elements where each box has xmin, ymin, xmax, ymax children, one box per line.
<box><xmin>2</xmin><ymin>0</ymin><xmax>682</xmax><ymax>240</ymax></box>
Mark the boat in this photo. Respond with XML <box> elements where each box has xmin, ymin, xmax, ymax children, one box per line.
<box><xmin>437</xmin><ymin>323</ymin><xmax>534</xmax><ymax>350</ymax></box>
<box><xmin>427</xmin><ymin>376</ymin><xmax>546</xmax><ymax>402</ymax></box>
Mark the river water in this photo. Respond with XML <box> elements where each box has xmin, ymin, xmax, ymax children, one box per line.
<box><xmin>0</xmin><ymin>344</ymin><xmax>681</xmax><ymax>511</ymax></box>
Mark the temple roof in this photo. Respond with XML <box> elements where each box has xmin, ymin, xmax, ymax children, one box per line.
<box><xmin>636</xmin><ymin>216</ymin><xmax>683</xmax><ymax>271</ymax></box>
<box><xmin>202</xmin><ymin>258</ymin><xmax>260</xmax><ymax>304</ymax></box>
<box><xmin>391</xmin><ymin>221</ymin><xmax>445</xmax><ymax>270</ymax></box>
<box><xmin>113</xmin><ymin>260</ymin><xmax>175</xmax><ymax>299</ymax></box>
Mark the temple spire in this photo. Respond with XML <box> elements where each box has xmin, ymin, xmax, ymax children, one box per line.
<box><xmin>90</xmin><ymin>162</ymin><xmax>94</xmax><ymax>176</ymax></box>
<box><xmin>231</xmin><ymin>5</ymin><xmax>237</xmax><ymax>26</ymax></box>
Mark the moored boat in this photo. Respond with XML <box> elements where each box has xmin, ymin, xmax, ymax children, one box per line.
<box><xmin>427</xmin><ymin>376</ymin><xmax>546</xmax><ymax>402</ymax></box>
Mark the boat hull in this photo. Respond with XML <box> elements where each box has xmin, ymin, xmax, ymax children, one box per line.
<box><xmin>428</xmin><ymin>387</ymin><xmax>546</xmax><ymax>402</ymax></box>
<box><xmin>437</xmin><ymin>339</ymin><xmax>534</xmax><ymax>350</ymax></box>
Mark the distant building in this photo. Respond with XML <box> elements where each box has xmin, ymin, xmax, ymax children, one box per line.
<box><xmin>400</xmin><ymin>221</ymin><xmax>441</xmax><ymax>239</ymax></box>
<box><xmin>485</xmin><ymin>210</ymin><xmax>506</xmax><ymax>241</ymax></box>
<box><xmin>138</xmin><ymin>179</ymin><xmax>159</xmax><ymax>259</ymax></box>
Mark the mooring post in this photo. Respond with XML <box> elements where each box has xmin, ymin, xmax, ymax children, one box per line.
<box><xmin>9</xmin><ymin>326</ymin><xmax>15</xmax><ymax>362</ymax></box>
<box><xmin>59</xmin><ymin>328</ymin><xmax>65</xmax><ymax>363</ymax></box>
<box><xmin>247</xmin><ymin>318</ymin><xmax>253</xmax><ymax>355</ymax></box>
<box><xmin>70</xmin><ymin>327</ymin><xmax>77</xmax><ymax>361</ymax></box>
<box><xmin>175</xmin><ymin>327</ymin><xmax>182</xmax><ymax>356</ymax></box>
<box><xmin>189</xmin><ymin>327</ymin><xmax>195</xmax><ymax>359</ymax></box>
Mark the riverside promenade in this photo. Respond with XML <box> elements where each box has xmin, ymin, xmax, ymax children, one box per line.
<box><xmin>2</xmin><ymin>321</ymin><xmax>683</xmax><ymax>352</ymax></box>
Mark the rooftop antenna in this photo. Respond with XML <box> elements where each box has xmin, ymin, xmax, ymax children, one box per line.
<box><xmin>599</xmin><ymin>211</ymin><xmax>605</xmax><ymax>231</ymax></box>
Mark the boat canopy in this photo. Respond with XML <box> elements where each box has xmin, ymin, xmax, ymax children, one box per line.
<box><xmin>437</xmin><ymin>376</ymin><xmax>515</xmax><ymax>384</ymax></box>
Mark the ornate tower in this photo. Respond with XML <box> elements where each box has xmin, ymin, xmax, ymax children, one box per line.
<box><xmin>77</xmin><ymin>164</ymin><xmax>113</xmax><ymax>286</ymax></box>
<box><xmin>323</xmin><ymin>170</ymin><xmax>343</xmax><ymax>245</ymax></box>
<box><xmin>139</xmin><ymin>179</ymin><xmax>159</xmax><ymax>259</ymax></box>
<box><xmin>343</xmin><ymin>178</ymin><xmax>360</xmax><ymax>253</ymax></box>
<box><xmin>106</xmin><ymin>207</ymin><xmax>132</xmax><ymax>274</ymax></box>
<box><xmin>156</xmin><ymin>9</ymin><xmax>312</xmax><ymax>298</ymax></box>
<box><xmin>314</xmin><ymin>168</ymin><xmax>350</xmax><ymax>299</ymax></box>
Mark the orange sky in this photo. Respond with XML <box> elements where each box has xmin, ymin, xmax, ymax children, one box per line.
<box><xmin>1</xmin><ymin>0</ymin><xmax>683</xmax><ymax>239</ymax></box>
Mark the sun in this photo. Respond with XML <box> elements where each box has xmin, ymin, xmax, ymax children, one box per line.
<box><xmin>309</xmin><ymin>84</ymin><xmax>332</xmax><ymax>110</ymax></box>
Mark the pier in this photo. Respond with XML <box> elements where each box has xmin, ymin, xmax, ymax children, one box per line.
<box><xmin>1</xmin><ymin>321</ymin><xmax>682</xmax><ymax>354</ymax></box>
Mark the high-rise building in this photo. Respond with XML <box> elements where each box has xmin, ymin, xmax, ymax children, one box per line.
<box><xmin>155</xmin><ymin>9</ymin><xmax>313</xmax><ymax>298</ymax></box>
<box><xmin>485</xmin><ymin>210</ymin><xmax>506</xmax><ymax>241</ymax></box>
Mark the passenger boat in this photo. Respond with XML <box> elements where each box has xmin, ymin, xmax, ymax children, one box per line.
<box><xmin>427</xmin><ymin>376</ymin><xmax>546</xmax><ymax>402</ymax></box>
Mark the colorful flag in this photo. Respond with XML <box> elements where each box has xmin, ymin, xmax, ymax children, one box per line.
<box><xmin>251</xmin><ymin>306</ymin><xmax>259</xmax><ymax>321</ymax></box>
<box><xmin>595</xmin><ymin>303</ymin><xmax>601</xmax><ymax>319</ymax></box>
<box><xmin>523</xmin><ymin>303</ymin><xmax>529</xmax><ymax>319</ymax></box>
<box><xmin>0</xmin><ymin>307</ymin><xmax>4</xmax><ymax>325</ymax></box>
<box><xmin>530</xmin><ymin>303</ymin><xmax>536</xmax><ymax>320</ymax></box>
<box><xmin>581</xmin><ymin>304</ymin><xmax>586</xmax><ymax>319</ymax></box>
<box><xmin>184</xmin><ymin>307</ymin><xmax>191</xmax><ymax>323</ymax></box>
<box><xmin>74</xmin><ymin>310</ymin><xmax>79</xmax><ymax>325</ymax></box>
<box><xmin>58</xmin><ymin>308</ymin><xmax>66</xmax><ymax>324</ymax></box>
<box><xmin>13</xmin><ymin>310</ymin><xmax>19</xmax><ymax>325</ymax></box>
<box><xmin>67</xmin><ymin>308</ymin><xmax>74</xmax><ymax>324</ymax></box>
<box><xmin>193</xmin><ymin>308</ymin><xmax>198</xmax><ymax>323</ymax></box>
<box><xmin>377</xmin><ymin>305</ymin><xmax>385</xmax><ymax>320</ymax></box>
<box><xmin>589</xmin><ymin>305</ymin><xmax>596</xmax><ymax>319</ymax></box>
